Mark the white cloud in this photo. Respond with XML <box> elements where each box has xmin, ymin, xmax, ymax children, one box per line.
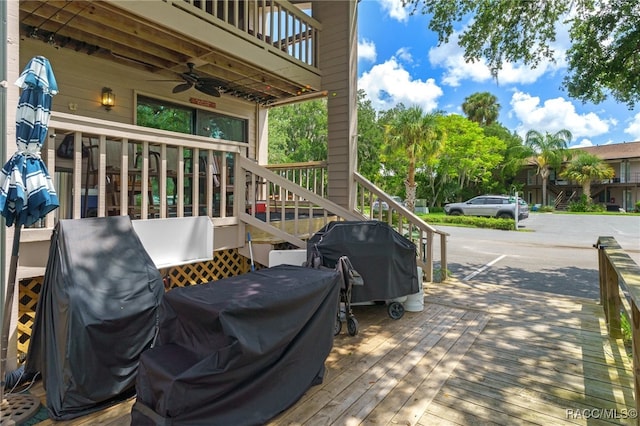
<box><xmin>571</xmin><ymin>139</ymin><xmax>594</xmax><ymax>148</ymax></box>
<box><xmin>624</xmin><ymin>112</ymin><xmax>640</xmax><ymax>141</ymax></box>
<box><xmin>510</xmin><ymin>91</ymin><xmax>613</xmax><ymax>142</ymax></box>
<box><xmin>358</xmin><ymin>57</ymin><xmax>443</xmax><ymax>112</ymax></box>
<box><xmin>428</xmin><ymin>29</ymin><xmax>567</xmax><ymax>87</ymax></box>
<box><xmin>395</xmin><ymin>47</ymin><xmax>413</xmax><ymax>63</ymax></box>
<box><xmin>428</xmin><ymin>42</ymin><xmax>490</xmax><ymax>87</ymax></box>
<box><xmin>378</xmin><ymin>0</ymin><xmax>409</xmax><ymax>22</ymax></box>
<box><xmin>358</xmin><ymin>38</ymin><xmax>377</xmax><ymax>63</ymax></box>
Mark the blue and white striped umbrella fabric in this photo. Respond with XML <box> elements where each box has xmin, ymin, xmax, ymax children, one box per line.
<box><xmin>0</xmin><ymin>56</ymin><xmax>59</xmax><ymax>227</ymax></box>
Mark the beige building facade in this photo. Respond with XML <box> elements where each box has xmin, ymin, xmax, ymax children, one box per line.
<box><xmin>520</xmin><ymin>141</ymin><xmax>640</xmax><ymax>211</ymax></box>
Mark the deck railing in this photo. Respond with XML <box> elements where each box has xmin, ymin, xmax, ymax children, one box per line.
<box><xmin>239</xmin><ymin>157</ymin><xmax>362</xmax><ymax>247</ymax></box>
<box><xmin>263</xmin><ymin>162</ymin><xmax>449</xmax><ymax>282</ymax></box>
<box><xmin>595</xmin><ymin>236</ymin><xmax>640</xmax><ymax>421</ymax></box>
<box><xmin>176</xmin><ymin>0</ymin><xmax>320</xmax><ymax>68</ymax></box>
<box><xmin>354</xmin><ymin>172</ymin><xmax>448</xmax><ymax>282</ymax></box>
<box><xmin>265</xmin><ymin>161</ymin><xmax>327</xmax><ymax>197</ymax></box>
<box><xmin>43</xmin><ymin>112</ymin><xmax>244</xmax><ymax>228</ymax></box>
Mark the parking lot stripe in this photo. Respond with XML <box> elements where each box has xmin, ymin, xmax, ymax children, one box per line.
<box><xmin>462</xmin><ymin>254</ymin><xmax>507</xmax><ymax>281</ymax></box>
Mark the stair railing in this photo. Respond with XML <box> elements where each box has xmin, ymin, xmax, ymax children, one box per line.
<box><xmin>353</xmin><ymin>172</ymin><xmax>448</xmax><ymax>282</ymax></box>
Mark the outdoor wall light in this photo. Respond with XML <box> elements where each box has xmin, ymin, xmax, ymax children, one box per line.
<box><xmin>101</xmin><ymin>87</ymin><xmax>115</xmax><ymax>111</ymax></box>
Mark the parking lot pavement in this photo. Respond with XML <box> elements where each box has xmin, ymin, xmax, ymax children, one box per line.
<box><xmin>434</xmin><ymin>213</ymin><xmax>640</xmax><ymax>299</ymax></box>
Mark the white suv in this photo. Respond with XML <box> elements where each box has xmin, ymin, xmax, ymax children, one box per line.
<box><xmin>444</xmin><ymin>195</ymin><xmax>529</xmax><ymax>220</ymax></box>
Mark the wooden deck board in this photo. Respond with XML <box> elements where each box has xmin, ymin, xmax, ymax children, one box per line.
<box><xmin>13</xmin><ymin>278</ymin><xmax>635</xmax><ymax>426</ymax></box>
<box><xmin>383</xmin><ymin>311</ymin><xmax>490</xmax><ymax>426</ymax></box>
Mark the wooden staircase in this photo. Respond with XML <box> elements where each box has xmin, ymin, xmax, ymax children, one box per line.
<box><xmin>235</xmin><ymin>158</ymin><xmax>448</xmax><ymax>282</ymax></box>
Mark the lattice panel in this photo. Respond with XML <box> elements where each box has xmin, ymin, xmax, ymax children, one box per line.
<box><xmin>163</xmin><ymin>249</ymin><xmax>263</xmax><ymax>289</ymax></box>
<box><xmin>17</xmin><ymin>277</ymin><xmax>43</xmax><ymax>360</ymax></box>
<box><xmin>16</xmin><ymin>249</ymin><xmax>260</xmax><ymax>362</ymax></box>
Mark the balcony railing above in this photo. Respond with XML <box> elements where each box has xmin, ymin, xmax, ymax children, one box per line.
<box><xmin>178</xmin><ymin>0</ymin><xmax>320</xmax><ymax>68</ymax></box>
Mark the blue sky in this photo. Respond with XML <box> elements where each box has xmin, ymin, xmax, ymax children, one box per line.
<box><xmin>356</xmin><ymin>0</ymin><xmax>640</xmax><ymax>148</ymax></box>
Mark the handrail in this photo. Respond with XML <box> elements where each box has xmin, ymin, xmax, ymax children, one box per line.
<box><xmin>595</xmin><ymin>236</ymin><xmax>640</xmax><ymax>419</ymax></box>
<box><xmin>238</xmin><ymin>156</ymin><xmax>363</xmax><ymax>247</ymax></box>
<box><xmin>353</xmin><ymin>172</ymin><xmax>448</xmax><ymax>282</ymax></box>
<box><xmin>554</xmin><ymin>191</ymin><xmax>564</xmax><ymax>209</ymax></box>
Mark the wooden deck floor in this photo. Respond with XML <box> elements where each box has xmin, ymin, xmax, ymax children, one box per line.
<box><xmin>22</xmin><ymin>279</ymin><xmax>636</xmax><ymax>425</ymax></box>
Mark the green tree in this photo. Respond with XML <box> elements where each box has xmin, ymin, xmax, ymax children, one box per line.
<box><xmin>483</xmin><ymin>123</ymin><xmax>527</xmax><ymax>194</ymax></box>
<box><xmin>268</xmin><ymin>100</ymin><xmax>327</xmax><ymax>163</ymax></box>
<box><xmin>524</xmin><ymin>129</ymin><xmax>572</xmax><ymax>205</ymax></box>
<box><xmin>357</xmin><ymin>90</ymin><xmax>384</xmax><ymax>182</ymax></box>
<box><xmin>461</xmin><ymin>92</ymin><xmax>500</xmax><ymax>126</ymax></box>
<box><xmin>377</xmin><ymin>104</ymin><xmax>409</xmax><ymax>197</ymax></box>
<box><xmin>559</xmin><ymin>152</ymin><xmax>614</xmax><ymax>201</ymax></box>
<box><xmin>405</xmin><ymin>0</ymin><xmax>640</xmax><ymax>107</ymax></box>
<box><xmin>384</xmin><ymin>106</ymin><xmax>445</xmax><ymax>211</ymax></box>
<box><xmin>435</xmin><ymin>115</ymin><xmax>506</xmax><ymax>202</ymax></box>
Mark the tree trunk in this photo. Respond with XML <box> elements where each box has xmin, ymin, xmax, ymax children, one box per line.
<box><xmin>540</xmin><ymin>167</ymin><xmax>550</xmax><ymax>206</ymax></box>
<box><xmin>583</xmin><ymin>181</ymin><xmax>591</xmax><ymax>201</ymax></box>
<box><xmin>405</xmin><ymin>179</ymin><xmax>416</xmax><ymax>212</ymax></box>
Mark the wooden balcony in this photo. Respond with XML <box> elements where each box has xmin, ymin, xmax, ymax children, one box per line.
<box><xmin>20</xmin><ymin>277</ymin><xmax>635</xmax><ymax>425</ymax></box>
<box><xmin>18</xmin><ymin>0</ymin><xmax>323</xmax><ymax>105</ymax></box>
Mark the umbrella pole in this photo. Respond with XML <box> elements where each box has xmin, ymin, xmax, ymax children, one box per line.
<box><xmin>0</xmin><ymin>224</ymin><xmax>40</xmax><ymax>426</ymax></box>
<box><xmin>1</xmin><ymin>224</ymin><xmax>21</xmax><ymax>402</ymax></box>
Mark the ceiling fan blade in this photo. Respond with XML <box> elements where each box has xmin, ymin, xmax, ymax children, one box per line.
<box><xmin>198</xmin><ymin>77</ymin><xmax>220</xmax><ymax>85</ymax></box>
<box><xmin>195</xmin><ymin>83</ymin><xmax>221</xmax><ymax>97</ymax></box>
<box><xmin>173</xmin><ymin>82</ymin><xmax>193</xmax><ymax>94</ymax></box>
<box><xmin>180</xmin><ymin>72</ymin><xmax>198</xmax><ymax>84</ymax></box>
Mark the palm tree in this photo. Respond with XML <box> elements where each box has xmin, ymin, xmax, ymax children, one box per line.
<box><xmin>384</xmin><ymin>106</ymin><xmax>445</xmax><ymax>211</ymax></box>
<box><xmin>560</xmin><ymin>152</ymin><xmax>614</xmax><ymax>201</ymax></box>
<box><xmin>461</xmin><ymin>92</ymin><xmax>500</xmax><ymax>126</ymax></box>
<box><xmin>524</xmin><ymin>129</ymin><xmax>572</xmax><ymax>206</ymax></box>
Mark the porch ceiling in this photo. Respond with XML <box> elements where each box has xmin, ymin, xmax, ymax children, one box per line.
<box><xmin>19</xmin><ymin>0</ymin><xmax>319</xmax><ymax>105</ymax></box>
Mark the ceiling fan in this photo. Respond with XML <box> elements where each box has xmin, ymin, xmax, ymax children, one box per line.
<box><xmin>160</xmin><ymin>63</ymin><xmax>221</xmax><ymax>97</ymax></box>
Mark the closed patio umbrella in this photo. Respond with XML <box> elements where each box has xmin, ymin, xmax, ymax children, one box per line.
<box><xmin>0</xmin><ymin>56</ymin><xmax>59</xmax><ymax>423</ymax></box>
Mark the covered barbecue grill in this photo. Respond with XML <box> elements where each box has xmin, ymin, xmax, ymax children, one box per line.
<box><xmin>307</xmin><ymin>220</ymin><xmax>419</xmax><ymax>319</ymax></box>
<box><xmin>131</xmin><ymin>264</ymin><xmax>341</xmax><ymax>425</ymax></box>
<box><xmin>24</xmin><ymin>216</ymin><xmax>165</xmax><ymax>420</ymax></box>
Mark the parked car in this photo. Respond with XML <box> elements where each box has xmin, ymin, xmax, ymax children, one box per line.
<box><xmin>372</xmin><ymin>199</ymin><xmax>389</xmax><ymax>212</ymax></box>
<box><xmin>390</xmin><ymin>196</ymin><xmax>404</xmax><ymax>206</ymax></box>
<box><xmin>373</xmin><ymin>196</ymin><xmax>405</xmax><ymax>212</ymax></box>
<box><xmin>444</xmin><ymin>195</ymin><xmax>529</xmax><ymax>220</ymax></box>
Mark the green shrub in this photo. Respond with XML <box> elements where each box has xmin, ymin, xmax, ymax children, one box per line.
<box><xmin>636</xmin><ymin>201</ymin><xmax>640</xmax><ymax>213</ymax></box>
<box><xmin>538</xmin><ymin>205</ymin><xmax>555</xmax><ymax>212</ymax></box>
<box><xmin>567</xmin><ymin>194</ymin><xmax>606</xmax><ymax>212</ymax></box>
<box><xmin>422</xmin><ymin>214</ymin><xmax>516</xmax><ymax>230</ymax></box>
<box><xmin>432</xmin><ymin>267</ymin><xmax>451</xmax><ymax>283</ymax></box>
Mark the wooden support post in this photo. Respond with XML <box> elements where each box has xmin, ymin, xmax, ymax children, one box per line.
<box><xmin>440</xmin><ymin>233</ymin><xmax>448</xmax><ymax>282</ymax></box>
<box><xmin>597</xmin><ymin>243</ymin><xmax>607</xmax><ymax>306</ymax></box>
<box><xmin>631</xmin><ymin>302</ymin><xmax>640</xmax><ymax>425</ymax></box>
<box><xmin>605</xmin><ymin>257</ymin><xmax>622</xmax><ymax>339</ymax></box>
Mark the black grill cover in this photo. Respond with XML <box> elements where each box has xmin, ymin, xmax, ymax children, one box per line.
<box><xmin>131</xmin><ymin>264</ymin><xmax>341</xmax><ymax>425</ymax></box>
<box><xmin>307</xmin><ymin>221</ymin><xmax>418</xmax><ymax>302</ymax></box>
<box><xmin>24</xmin><ymin>216</ymin><xmax>164</xmax><ymax>420</ymax></box>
